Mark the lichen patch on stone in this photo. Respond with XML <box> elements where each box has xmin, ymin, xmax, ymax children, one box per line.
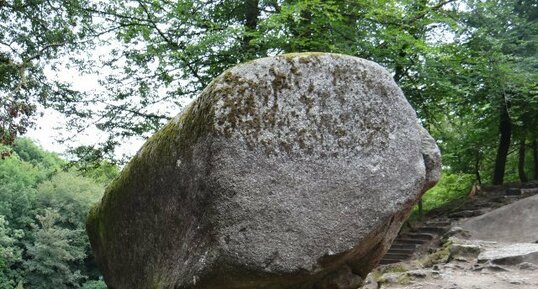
<box><xmin>207</xmin><ymin>53</ymin><xmax>411</xmax><ymax>160</ymax></box>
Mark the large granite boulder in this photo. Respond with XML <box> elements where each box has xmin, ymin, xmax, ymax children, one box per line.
<box><xmin>87</xmin><ymin>53</ymin><xmax>441</xmax><ymax>289</ymax></box>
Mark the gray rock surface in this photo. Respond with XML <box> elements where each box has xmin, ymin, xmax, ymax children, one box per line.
<box><xmin>86</xmin><ymin>53</ymin><xmax>440</xmax><ymax>289</ymax></box>
<box><xmin>478</xmin><ymin>243</ymin><xmax>538</xmax><ymax>265</ymax></box>
<box><xmin>461</xmin><ymin>194</ymin><xmax>538</xmax><ymax>243</ymax></box>
<box><xmin>449</xmin><ymin>243</ymin><xmax>482</xmax><ymax>260</ymax></box>
<box><xmin>519</xmin><ymin>262</ymin><xmax>538</xmax><ymax>270</ymax></box>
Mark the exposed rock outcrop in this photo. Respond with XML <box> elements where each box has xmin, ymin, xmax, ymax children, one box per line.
<box><xmin>87</xmin><ymin>53</ymin><xmax>440</xmax><ymax>289</ymax></box>
<box><xmin>479</xmin><ymin>243</ymin><xmax>538</xmax><ymax>265</ymax></box>
<box><xmin>461</xmin><ymin>194</ymin><xmax>538</xmax><ymax>243</ymax></box>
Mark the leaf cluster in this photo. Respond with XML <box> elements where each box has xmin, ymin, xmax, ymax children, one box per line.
<box><xmin>0</xmin><ymin>138</ymin><xmax>114</xmax><ymax>289</ymax></box>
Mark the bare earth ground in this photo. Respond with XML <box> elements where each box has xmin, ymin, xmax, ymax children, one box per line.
<box><xmin>363</xmin><ymin>191</ymin><xmax>538</xmax><ymax>289</ymax></box>
<box><xmin>365</xmin><ymin>252</ymin><xmax>538</xmax><ymax>289</ymax></box>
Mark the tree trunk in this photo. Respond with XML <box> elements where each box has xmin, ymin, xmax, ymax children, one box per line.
<box><xmin>493</xmin><ymin>101</ymin><xmax>512</xmax><ymax>185</ymax></box>
<box><xmin>475</xmin><ymin>150</ymin><xmax>482</xmax><ymax>185</ymax></box>
<box><xmin>241</xmin><ymin>0</ymin><xmax>260</xmax><ymax>57</ymax></box>
<box><xmin>518</xmin><ymin>137</ymin><xmax>528</xmax><ymax>183</ymax></box>
<box><xmin>393</xmin><ymin>48</ymin><xmax>408</xmax><ymax>83</ymax></box>
<box><xmin>532</xmin><ymin>139</ymin><xmax>538</xmax><ymax>180</ymax></box>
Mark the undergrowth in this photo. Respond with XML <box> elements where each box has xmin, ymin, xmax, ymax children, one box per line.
<box><xmin>411</xmin><ymin>173</ymin><xmax>475</xmax><ymax>217</ymax></box>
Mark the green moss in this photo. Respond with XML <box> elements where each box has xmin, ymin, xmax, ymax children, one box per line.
<box><xmin>88</xmin><ymin>206</ymin><xmax>105</xmax><ymax>242</ymax></box>
<box><xmin>212</xmin><ymin>70</ymin><xmax>268</xmax><ymax>137</ymax></box>
<box><xmin>269</xmin><ymin>65</ymin><xmax>289</xmax><ymax>91</ymax></box>
<box><xmin>397</xmin><ymin>274</ymin><xmax>411</xmax><ymax>285</ymax></box>
<box><xmin>372</xmin><ymin>263</ymin><xmax>412</xmax><ymax>286</ymax></box>
<box><xmin>379</xmin><ymin>263</ymin><xmax>409</xmax><ymax>274</ymax></box>
<box><xmin>289</xmin><ymin>62</ymin><xmax>300</xmax><ymax>75</ymax></box>
<box><xmin>335</xmin><ymin>128</ymin><xmax>347</xmax><ymax>137</ymax></box>
<box><xmin>278</xmin><ymin>52</ymin><xmax>327</xmax><ymax>60</ymax></box>
<box><xmin>332</xmin><ymin>64</ymin><xmax>349</xmax><ymax>86</ymax></box>
<box><xmin>418</xmin><ymin>240</ymin><xmax>453</xmax><ymax>267</ymax></box>
<box><xmin>308</xmin><ymin>82</ymin><xmax>315</xmax><ymax>93</ymax></box>
<box><xmin>377</xmin><ymin>272</ymin><xmax>410</xmax><ymax>286</ymax></box>
<box><xmin>276</xmin><ymin>52</ymin><xmax>347</xmax><ymax>67</ymax></box>
<box><xmin>87</xmin><ymin>87</ymin><xmax>218</xmax><ymax>253</ymax></box>
<box><xmin>210</xmin><ymin>52</ymin><xmax>357</xmax><ymax>146</ymax></box>
<box><xmin>244</xmin><ymin>94</ymin><xmax>256</xmax><ymax>115</ymax></box>
<box><xmin>87</xmin><ymin>204</ymin><xmax>105</xmax><ymax>244</ymax></box>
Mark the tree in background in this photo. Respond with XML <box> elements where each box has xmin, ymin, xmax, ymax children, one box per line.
<box><xmin>36</xmin><ymin>172</ymin><xmax>106</xmax><ymax>281</ymax></box>
<box><xmin>455</xmin><ymin>0</ymin><xmax>538</xmax><ymax>184</ymax></box>
<box><xmin>0</xmin><ymin>0</ymin><xmax>536</xmax><ymax>180</ymax></box>
<box><xmin>0</xmin><ymin>138</ymin><xmax>113</xmax><ymax>288</ymax></box>
<box><xmin>0</xmin><ymin>216</ymin><xmax>23</xmax><ymax>289</ymax></box>
<box><xmin>73</xmin><ymin>0</ymin><xmax>463</xmax><ymax>154</ymax></box>
<box><xmin>23</xmin><ymin>209</ymin><xmax>85</xmax><ymax>289</ymax></box>
<box><xmin>0</xmin><ymin>0</ymin><xmax>96</xmax><ymax>146</ymax></box>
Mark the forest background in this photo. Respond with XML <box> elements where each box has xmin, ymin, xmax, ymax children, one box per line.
<box><xmin>1</xmin><ymin>0</ymin><xmax>537</xmax><ymax>288</ymax></box>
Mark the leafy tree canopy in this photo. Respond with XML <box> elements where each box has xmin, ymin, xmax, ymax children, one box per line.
<box><xmin>0</xmin><ymin>138</ymin><xmax>116</xmax><ymax>288</ymax></box>
<box><xmin>0</xmin><ymin>0</ymin><xmax>537</xmax><ymax>182</ymax></box>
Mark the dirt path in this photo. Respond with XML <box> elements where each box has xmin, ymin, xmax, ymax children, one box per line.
<box><xmin>369</xmin><ymin>257</ymin><xmax>538</xmax><ymax>289</ymax></box>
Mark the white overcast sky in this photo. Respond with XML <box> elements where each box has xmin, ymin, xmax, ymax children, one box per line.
<box><xmin>22</xmin><ymin>27</ymin><xmax>195</xmax><ymax>159</ymax></box>
<box><xmin>25</xmin><ymin>60</ymin><xmax>194</xmax><ymax>159</ymax></box>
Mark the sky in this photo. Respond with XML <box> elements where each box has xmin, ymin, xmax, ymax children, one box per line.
<box><xmin>23</xmin><ymin>37</ymin><xmax>194</xmax><ymax>159</ymax></box>
<box><xmin>24</xmin><ymin>65</ymin><xmax>186</xmax><ymax>159</ymax></box>
<box><xmin>27</xmin><ymin>67</ymin><xmax>95</xmax><ymax>153</ymax></box>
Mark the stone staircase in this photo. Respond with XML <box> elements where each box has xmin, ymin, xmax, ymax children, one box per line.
<box><xmin>380</xmin><ymin>220</ymin><xmax>450</xmax><ymax>265</ymax></box>
<box><xmin>379</xmin><ymin>181</ymin><xmax>538</xmax><ymax>265</ymax></box>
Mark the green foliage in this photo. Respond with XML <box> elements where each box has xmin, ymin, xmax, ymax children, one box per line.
<box><xmin>417</xmin><ymin>173</ymin><xmax>475</xmax><ymax>214</ymax></box>
<box><xmin>80</xmin><ymin>161</ymin><xmax>119</xmax><ymax>185</ymax></box>
<box><xmin>459</xmin><ymin>0</ymin><xmax>538</xmax><ymax>184</ymax></box>
<box><xmin>81</xmin><ymin>280</ymin><xmax>107</xmax><ymax>289</ymax></box>
<box><xmin>0</xmin><ymin>0</ymin><xmax>95</xmax><ymax>145</ymax></box>
<box><xmin>40</xmin><ymin>0</ymin><xmax>469</xmax><ymax>157</ymax></box>
<box><xmin>12</xmin><ymin>139</ymin><xmax>64</xmax><ymax>172</ymax></box>
<box><xmin>0</xmin><ymin>153</ymin><xmax>39</xmax><ymax>229</ymax></box>
<box><xmin>37</xmin><ymin>172</ymin><xmax>104</xmax><ymax>227</ymax></box>
<box><xmin>0</xmin><ymin>216</ymin><xmax>23</xmax><ymax>289</ymax></box>
<box><xmin>1</xmin><ymin>0</ymin><xmax>536</xmax><ymax>187</ymax></box>
<box><xmin>24</xmin><ymin>209</ymin><xmax>85</xmax><ymax>289</ymax></box>
<box><xmin>0</xmin><ymin>3</ymin><xmax>535</xmax><ymax>288</ymax></box>
<box><xmin>0</xmin><ymin>139</ymin><xmax>112</xmax><ymax>288</ymax></box>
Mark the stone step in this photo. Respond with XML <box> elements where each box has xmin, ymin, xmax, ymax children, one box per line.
<box><xmin>379</xmin><ymin>258</ymin><xmax>404</xmax><ymax>265</ymax></box>
<box><xmin>505</xmin><ymin>188</ymin><xmax>522</xmax><ymax>196</ymax></box>
<box><xmin>402</xmin><ymin>232</ymin><xmax>435</xmax><ymax>241</ymax></box>
<box><xmin>522</xmin><ymin>187</ymin><xmax>538</xmax><ymax>195</ymax></box>
<box><xmin>389</xmin><ymin>243</ymin><xmax>418</xmax><ymax>250</ymax></box>
<box><xmin>375</xmin><ymin>185</ymin><xmax>538</xmax><ymax>270</ymax></box>
<box><xmin>415</xmin><ymin>226</ymin><xmax>449</xmax><ymax>234</ymax></box>
<box><xmin>490</xmin><ymin>197</ymin><xmax>506</xmax><ymax>203</ymax></box>
<box><xmin>393</xmin><ymin>238</ymin><xmax>426</xmax><ymax>245</ymax></box>
<box><xmin>448</xmin><ymin>210</ymin><xmax>482</xmax><ymax>219</ymax></box>
<box><xmin>425</xmin><ymin>220</ymin><xmax>452</xmax><ymax>227</ymax></box>
<box><xmin>469</xmin><ymin>202</ymin><xmax>492</xmax><ymax>209</ymax></box>
<box><xmin>387</xmin><ymin>247</ymin><xmax>415</xmax><ymax>255</ymax></box>
<box><xmin>522</xmin><ymin>181</ymin><xmax>538</xmax><ymax>188</ymax></box>
<box><xmin>383</xmin><ymin>253</ymin><xmax>412</xmax><ymax>260</ymax></box>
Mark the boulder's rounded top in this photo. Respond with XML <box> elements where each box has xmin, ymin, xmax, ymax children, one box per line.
<box><xmin>195</xmin><ymin>52</ymin><xmax>416</xmax><ymax>162</ymax></box>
